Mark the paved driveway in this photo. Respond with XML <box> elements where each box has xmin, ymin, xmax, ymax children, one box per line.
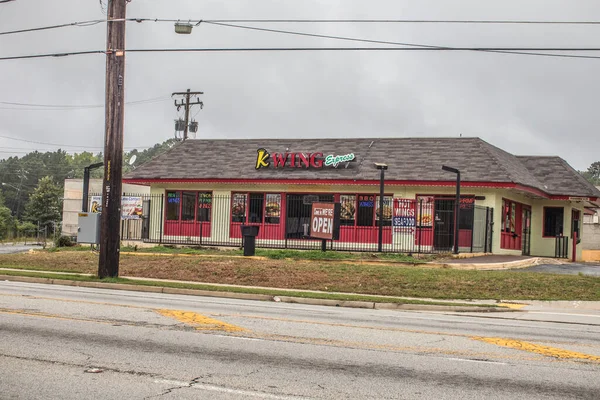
<box><xmin>0</xmin><ymin>244</ymin><xmax>42</xmax><ymax>254</ymax></box>
<box><xmin>511</xmin><ymin>263</ymin><xmax>600</xmax><ymax>276</ymax></box>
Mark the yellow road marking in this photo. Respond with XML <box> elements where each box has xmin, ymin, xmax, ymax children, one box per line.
<box><xmin>497</xmin><ymin>303</ymin><xmax>528</xmax><ymax>310</ymax></box>
<box><xmin>472</xmin><ymin>337</ymin><xmax>600</xmax><ymax>363</ymax></box>
<box><xmin>0</xmin><ymin>308</ymin><xmax>118</xmax><ymax>326</ymax></box>
<box><xmin>156</xmin><ymin>309</ymin><xmax>247</xmax><ymax>333</ymax></box>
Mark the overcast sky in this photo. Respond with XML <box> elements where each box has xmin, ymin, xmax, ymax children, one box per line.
<box><xmin>1</xmin><ymin>0</ymin><xmax>599</xmax><ymax>171</ymax></box>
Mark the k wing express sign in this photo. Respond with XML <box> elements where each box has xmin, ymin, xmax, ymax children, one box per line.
<box><xmin>310</xmin><ymin>202</ymin><xmax>341</xmax><ymax>240</ymax></box>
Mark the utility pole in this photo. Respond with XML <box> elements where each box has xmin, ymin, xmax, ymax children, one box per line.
<box><xmin>173</xmin><ymin>89</ymin><xmax>203</xmax><ymax>140</ymax></box>
<box><xmin>98</xmin><ymin>0</ymin><xmax>127</xmax><ymax>279</ymax></box>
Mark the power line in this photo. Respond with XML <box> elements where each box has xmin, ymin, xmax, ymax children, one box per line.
<box><xmin>3</xmin><ymin>47</ymin><xmax>600</xmax><ymax>63</ymax></box>
<box><xmin>0</xmin><ymin>19</ymin><xmax>105</xmax><ymax>36</ymax></box>
<box><xmin>0</xmin><ymin>96</ymin><xmax>170</xmax><ymax>111</ymax></box>
<box><xmin>5</xmin><ymin>17</ymin><xmax>600</xmax><ymax>38</ymax></box>
<box><xmin>0</xmin><ymin>134</ymin><xmax>153</xmax><ymax>150</ymax></box>
<box><xmin>0</xmin><ymin>50</ymin><xmax>104</xmax><ymax>61</ymax></box>
<box><xmin>199</xmin><ymin>18</ymin><xmax>600</xmax><ymax>25</ymax></box>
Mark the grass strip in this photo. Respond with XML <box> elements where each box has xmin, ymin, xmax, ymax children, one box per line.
<box><xmin>56</xmin><ymin>245</ymin><xmax>432</xmax><ymax>263</ymax></box>
<box><xmin>0</xmin><ymin>269</ymin><xmax>495</xmax><ymax>308</ymax></box>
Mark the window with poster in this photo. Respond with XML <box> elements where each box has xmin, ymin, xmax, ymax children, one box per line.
<box><xmin>265</xmin><ymin>193</ymin><xmax>281</xmax><ymax>224</ymax></box>
<box><xmin>339</xmin><ymin>195</ymin><xmax>356</xmax><ymax>226</ymax></box>
<box><xmin>357</xmin><ymin>195</ymin><xmax>375</xmax><ymax>226</ymax></box>
<box><xmin>231</xmin><ymin>192</ymin><xmax>281</xmax><ymax>224</ymax></box>
<box><xmin>166</xmin><ymin>191</ymin><xmax>180</xmax><ymax>221</ymax></box>
<box><xmin>231</xmin><ymin>193</ymin><xmax>247</xmax><ymax>223</ymax></box>
<box><xmin>197</xmin><ymin>192</ymin><xmax>212</xmax><ymax>222</ymax></box>
<box><xmin>502</xmin><ymin>199</ymin><xmax>518</xmax><ymax>234</ymax></box>
<box><xmin>375</xmin><ymin>196</ymin><xmax>393</xmax><ymax>227</ymax></box>
<box><xmin>415</xmin><ymin>196</ymin><xmax>434</xmax><ymax>227</ymax></box>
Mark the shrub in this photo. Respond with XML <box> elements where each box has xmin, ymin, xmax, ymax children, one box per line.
<box><xmin>55</xmin><ymin>235</ymin><xmax>74</xmax><ymax>248</ymax></box>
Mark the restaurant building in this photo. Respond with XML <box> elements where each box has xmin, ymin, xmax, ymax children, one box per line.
<box><xmin>122</xmin><ymin>137</ymin><xmax>600</xmax><ymax>260</ymax></box>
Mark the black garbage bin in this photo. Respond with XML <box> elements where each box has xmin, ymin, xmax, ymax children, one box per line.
<box><xmin>240</xmin><ymin>225</ymin><xmax>260</xmax><ymax>256</ymax></box>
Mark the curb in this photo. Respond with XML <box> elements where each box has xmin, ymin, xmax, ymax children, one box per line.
<box><xmin>0</xmin><ymin>274</ymin><xmax>512</xmax><ymax>313</ymax></box>
<box><xmin>431</xmin><ymin>257</ymin><xmax>542</xmax><ymax>270</ymax></box>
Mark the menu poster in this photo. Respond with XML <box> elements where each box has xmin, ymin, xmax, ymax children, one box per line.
<box><xmin>416</xmin><ymin>196</ymin><xmax>434</xmax><ymax>227</ymax></box>
<box><xmin>265</xmin><ymin>193</ymin><xmax>281</xmax><ymax>217</ymax></box>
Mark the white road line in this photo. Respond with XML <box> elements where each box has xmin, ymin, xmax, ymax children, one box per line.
<box><xmin>445</xmin><ymin>357</ymin><xmax>507</xmax><ymax>365</ymax></box>
<box><xmin>155</xmin><ymin>380</ymin><xmax>312</xmax><ymax>399</ymax></box>
<box><xmin>528</xmin><ymin>312</ymin><xmax>600</xmax><ymax>318</ymax></box>
<box><xmin>213</xmin><ymin>334</ymin><xmax>263</xmax><ymax>341</ymax></box>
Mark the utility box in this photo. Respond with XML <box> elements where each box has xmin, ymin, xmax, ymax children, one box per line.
<box><xmin>77</xmin><ymin>212</ymin><xmax>101</xmax><ymax>244</ymax></box>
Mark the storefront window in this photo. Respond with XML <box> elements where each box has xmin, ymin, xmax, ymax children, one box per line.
<box><xmin>357</xmin><ymin>194</ymin><xmax>375</xmax><ymax>227</ymax></box>
<box><xmin>181</xmin><ymin>192</ymin><xmax>196</xmax><ymax>221</ymax></box>
<box><xmin>375</xmin><ymin>196</ymin><xmax>393</xmax><ymax>227</ymax></box>
<box><xmin>340</xmin><ymin>195</ymin><xmax>356</xmax><ymax>226</ymax></box>
<box><xmin>265</xmin><ymin>193</ymin><xmax>281</xmax><ymax>224</ymax></box>
<box><xmin>197</xmin><ymin>192</ymin><xmax>212</xmax><ymax>222</ymax></box>
<box><xmin>249</xmin><ymin>193</ymin><xmax>264</xmax><ymax>223</ymax></box>
<box><xmin>231</xmin><ymin>193</ymin><xmax>247</xmax><ymax>223</ymax></box>
<box><xmin>166</xmin><ymin>191</ymin><xmax>180</xmax><ymax>221</ymax></box>
<box><xmin>544</xmin><ymin>207</ymin><xmax>564</xmax><ymax>237</ymax></box>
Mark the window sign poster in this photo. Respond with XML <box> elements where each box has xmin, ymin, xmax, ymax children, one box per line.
<box><xmin>231</xmin><ymin>193</ymin><xmax>247</xmax><ymax>220</ymax></box>
<box><xmin>198</xmin><ymin>192</ymin><xmax>212</xmax><ymax>209</ymax></box>
<box><xmin>340</xmin><ymin>195</ymin><xmax>356</xmax><ymax>222</ymax></box>
<box><xmin>89</xmin><ymin>196</ymin><xmax>142</xmax><ymax>220</ymax></box>
<box><xmin>90</xmin><ymin>196</ymin><xmax>102</xmax><ymax>214</ymax></box>
<box><xmin>416</xmin><ymin>196</ymin><xmax>434</xmax><ymax>227</ymax></box>
<box><xmin>122</xmin><ymin>196</ymin><xmax>143</xmax><ymax>220</ymax></box>
<box><xmin>265</xmin><ymin>194</ymin><xmax>281</xmax><ymax>217</ymax></box>
<box><xmin>393</xmin><ymin>198</ymin><xmax>415</xmax><ymax>233</ymax></box>
<box><xmin>510</xmin><ymin>203</ymin><xmax>516</xmax><ymax>233</ymax></box>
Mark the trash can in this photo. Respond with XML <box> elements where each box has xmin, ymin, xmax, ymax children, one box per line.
<box><xmin>240</xmin><ymin>225</ymin><xmax>260</xmax><ymax>256</ymax></box>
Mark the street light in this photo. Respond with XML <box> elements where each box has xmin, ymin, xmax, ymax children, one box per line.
<box><xmin>174</xmin><ymin>22</ymin><xmax>193</xmax><ymax>34</ymax></box>
<box><xmin>1</xmin><ymin>182</ymin><xmax>18</xmax><ymax>190</ymax></box>
<box><xmin>442</xmin><ymin>165</ymin><xmax>461</xmax><ymax>254</ymax></box>
<box><xmin>375</xmin><ymin>163</ymin><xmax>388</xmax><ymax>252</ymax></box>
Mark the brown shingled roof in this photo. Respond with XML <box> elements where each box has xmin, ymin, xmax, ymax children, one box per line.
<box><xmin>124</xmin><ymin>137</ymin><xmax>600</xmax><ymax>198</ymax></box>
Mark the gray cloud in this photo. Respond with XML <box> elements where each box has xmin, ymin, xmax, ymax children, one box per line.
<box><xmin>1</xmin><ymin>0</ymin><xmax>599</xmax><ymax>170</ymax></box>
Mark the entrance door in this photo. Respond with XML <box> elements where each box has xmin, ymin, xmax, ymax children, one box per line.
<box><xmin>522</xmin><ymin>208</ymin><xmax>531</xmax><ymax>255</ymax></box>
<box><xmin>433</xmin><ymin>199</ymin><xmax>454</xmax><ymax>251</ymax></box>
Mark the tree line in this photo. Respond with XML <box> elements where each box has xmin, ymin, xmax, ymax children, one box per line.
<box><xmin>0</xmin><ymin>138</ymin><xmax>179</xmax><ymax>240</ymax></box>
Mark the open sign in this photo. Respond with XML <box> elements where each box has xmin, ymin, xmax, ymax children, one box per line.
<box><xmin>310</xmin><ymin>202</ymin><xmax>341</xmax><ymax>240</ymax></box>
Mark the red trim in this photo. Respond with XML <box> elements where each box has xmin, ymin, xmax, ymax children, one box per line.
<box><xmin>123</xmin><ymin>178</ymin><xmax>597</xmax><ymax>201</ymax></box>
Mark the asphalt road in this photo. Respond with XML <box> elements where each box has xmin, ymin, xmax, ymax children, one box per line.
<box><xmin>1</xmin><ymin>282</ymin><xmax>599</xmax><ymax>399</ymax></box>
<box><xmin>513</xmin><ymin>263</ymin><xmax>600</xmax><ymax>276</ymax></box>
<box><xmin>0</xmin><ymin>244</ymin><xmax>41</xmax><ymax>254</ymax></box>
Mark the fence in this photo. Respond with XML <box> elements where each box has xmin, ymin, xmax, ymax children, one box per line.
<box><xmin>99</xmin><ymin>193</ymin><xmax>494</xmax><ymax>254</ymax></box>
<box><xmin>555</xmin><ymin>236</ymin><xmax>569</xmax><ymax>258</ymax></box>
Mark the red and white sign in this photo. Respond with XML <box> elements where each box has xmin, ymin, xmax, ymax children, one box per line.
<box><xmin>311</xmin><ymin>203</ymin><xmax>335</xmax><ymax>240</ymax></box>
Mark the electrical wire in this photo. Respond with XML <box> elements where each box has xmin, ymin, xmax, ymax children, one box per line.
<box><xmin>0</xmin><ymin>19</ymin><xmax>106</xmax><ymax>36</ymax></box>
<box><xmin>0</xmin><ymin>96</ymin><xmax>170</xmax><ymax>110</ymax></box>
<box><xmin>0</xmin><ymin>134</ymin><xmax>153</xmax><ymax>150</ymax></box>
<box><xmin>135</xmin><ymin>17</ymin><xmax>600</xmax><ymax>25</ymax></box>
<box><xmin>3</xmin><ymin>47</ymin><xmax>600</xmax><ymax>63</ymax></box>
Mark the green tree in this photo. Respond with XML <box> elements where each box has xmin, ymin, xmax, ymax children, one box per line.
<box><xmin>23</xmin><ymin>176</ymin><xmax>63</xmax><ymax>234</ymax></box>
<box><xmin>0</xmin><ymin>194</ymin><xmax>13</xmax><ymax>240</ymax></box>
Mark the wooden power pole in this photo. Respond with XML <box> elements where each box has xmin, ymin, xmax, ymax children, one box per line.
<box><xmin>98</xmin><ymin>0</ymin><xmax>127</xmax><ymax>278</ymax></box>
<box><xmin>173</xmin><ymin>89</ymin><xmax>203</xmax><ymax>140</ymax></box>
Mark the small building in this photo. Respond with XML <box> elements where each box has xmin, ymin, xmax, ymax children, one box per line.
<box><xmin>62</xmin><ymin>179</ymin><xmax>149</xmax><ymax>237</ymax></box>
<box><xmin>582</xmin><ymin>186</ymin><xmax>600</xmax><ymax>251</ymax></box>
<box><xmin>123</xmin><ymin>137</ymin><xmax>600</xmax><ymax>260</ymax></box>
